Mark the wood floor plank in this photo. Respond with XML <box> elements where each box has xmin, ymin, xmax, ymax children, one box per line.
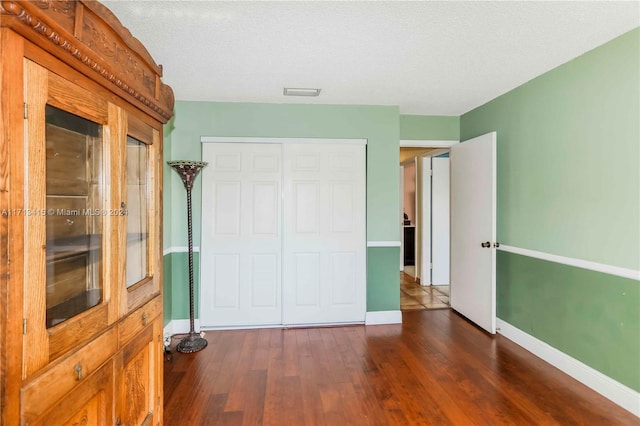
<box><xmin>296</xmin><ymin>329</ymin><xmax>328</xmax><ymax>425</ymax></box>
<box><xmin>262</xmin><ymin>330</ymin><xmax>285</xmax><ymax>426</ymax></box>
<box><xmin>282</xmin><ymin>328</ymin><xmax>299</xmax><ymax>377</ymax></box>
<box><xmin>282</xmin><ymin>376</ymin><xmax>306</xmax><ymax>426</ymax></box>
<box><xmin>164</xmin><ymin>311</ymin><xmax>639</xmax><ymax>425</ymax></box>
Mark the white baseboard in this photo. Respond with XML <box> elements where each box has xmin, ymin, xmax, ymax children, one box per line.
<box><xmin>163</xmin><ymin>319</ymin><xmax>201</xmax><ymax>338</ymax></box>
<box><xmin>365</xmin><ymin>310</ymin><xmax>403</xmax><ymax>325</ymax></box>
<box><xmin>165</xmin><ymin>313</ymin><xmax>402</xmax><ymax>332</ymax></box>
<box><xmin>497</xmin><ymin>319</ymin><xmax>640</xmax><ymax>417</ymax></box>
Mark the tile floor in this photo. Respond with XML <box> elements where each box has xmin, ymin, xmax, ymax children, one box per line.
<box><xmin>400</xmin><ymin>272</ymin><xmax>450</xmax><ymax>311</ymax></box>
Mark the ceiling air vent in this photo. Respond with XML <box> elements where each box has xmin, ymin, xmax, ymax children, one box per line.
<box><xmin>283</xmin><ymin>87</ymin><xmax>321</xmax><ymax>97</ymax></box>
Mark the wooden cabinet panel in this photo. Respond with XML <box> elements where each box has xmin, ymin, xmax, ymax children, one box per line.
<box><xmin>27</xmin><ymin>359</ymin><xmax>114</xmax><ymax>426</ymax></box>
<box><xmin>119</xmin><ymin>296</ymin><xmax>162</xmax><ymax>346</ymax></box>
<box><xmin>116</xmin><ymin>315</ymin><xmax>163</xmax><ymax>426</ymax></box>
<box><xmin>122</xmin><ymin>114</ymin><xmax>161</xmax><ymax>314</ymax></box>
<box><xmin>1</xmin><ymin>2</ymin><xmax>171</xmax><ymax>424</ymax></box>
<box><xmin>21</xmin><ymin>328</ymin><xmax>117</xmax><ymax>423</ymax></box>
<box><xmin>118</xmin><ymin>327</ymin><xmax>153</xmax><ymax>426</ymax></box>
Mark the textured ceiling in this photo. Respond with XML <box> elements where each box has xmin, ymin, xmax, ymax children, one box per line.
<box><xmin>101</xmin><ymin>1</ymin><xmax>639</xmax><ymax>115</ymax></box>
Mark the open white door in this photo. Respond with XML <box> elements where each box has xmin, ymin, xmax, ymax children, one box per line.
<box><xmin>450</xmin><ymin>132</ymin><xmax>497</xmax><ymax>334</ymax></box>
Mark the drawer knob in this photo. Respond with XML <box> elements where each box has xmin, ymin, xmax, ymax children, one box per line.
<box><xmin>142</xmin><ymin>313</ymin><xmax>147</xmax><ymax>326</ymax></box>
<box><xmin>74</xmin><ymin>363</ymin><xmax>83</xmax><ymax>381</ymax></box>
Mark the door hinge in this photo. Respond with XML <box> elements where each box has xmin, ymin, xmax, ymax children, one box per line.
<box><xmin>429</xmin><ymin>262</ymin><xmax>433</xmax><ymax>269</ymax></box>
<box><xmin>23</xmin><ymin>318</ymin><xmax>27</xmax><ymax>335</ymax></box>
<box><xmin>23</xmin><ymin>103</ymin><xmax>28</xmax><ymax>120</ymax></box>
<box><xmin>428</xmin><ymin>170</ymin><xmax>433</xmax><ymax>176</ymax></box>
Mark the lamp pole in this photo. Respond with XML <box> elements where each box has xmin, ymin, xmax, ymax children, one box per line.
<box><xmin>168</xmin><ymin>160</ymin><xmax>208</xmax><ymax>353</ymax></box>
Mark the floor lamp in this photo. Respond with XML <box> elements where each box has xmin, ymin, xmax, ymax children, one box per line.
<box><xmin>168</xmin><ymin>160</ymin><xmax>208</xmax><ymax>353</ymax></box>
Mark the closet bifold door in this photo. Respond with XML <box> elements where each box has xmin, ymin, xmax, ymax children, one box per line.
<box><xmin>199</xmin><ymin>143</ymin><xmax>283</xmax><ymax>327</ymax></box>
<box><xmin>21</xmin><ymin>59</ymin><xmax>120</xmax><ymax>377</ymax></box>
<box><xmin>119</xmin><ymin>112</ymin><xmax>161</xmax><ymax>315</ymax></box>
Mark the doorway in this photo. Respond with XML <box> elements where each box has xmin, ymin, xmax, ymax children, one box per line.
<box><xmin>400</xmin><ymin>158</ymin><xmax>417</xmax><ymax>279</ymax></box>
<box><xmin>398</xmin><ymin>140</ymin><xmax>458</xmax><ymax>311</ymax></box>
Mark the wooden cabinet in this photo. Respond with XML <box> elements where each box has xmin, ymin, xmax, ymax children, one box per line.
<box><xmin>0</xmin><ymin>1</ymin><xmax>173</xmax><ymax>424</ymax></box>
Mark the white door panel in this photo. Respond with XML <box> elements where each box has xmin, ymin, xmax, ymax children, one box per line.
<box><xmin>450</xmin><ymin>132</ymin><xmax>497</xmax><ymax>334</ymax></box>
<box><xmin>420</xmin><ymin>158</ymin><xmax>431</xmax><ymax>282</ymax></box>
<box><xmin>200</xmin><ymin>143</ymin><xmax>282</xmax><ymax>327</ymax></box>
<box><xmin>201</xmin><ymin>141</ymin><xmax>366</xmax><ymax>328</ymax></box>
<box><xmin>283</xmin><ymin>144</ymin><xmax>366</xmax><ymax>325</ymax></box>
<box><xmin>431</xmin><ymin>157</ymin><xmax>450</xmax><ymax>285</ymax></box>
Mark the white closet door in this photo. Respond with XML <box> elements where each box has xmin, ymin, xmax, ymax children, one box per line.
<box><xmin>282</xmin><ymin>143</ymin><xmax>366</xmax><ymax>325</ymax></box>
<box><xmin>200</xmin><ymin>143</ymin><xmax>282</xmax><ymax>327</ymax></box>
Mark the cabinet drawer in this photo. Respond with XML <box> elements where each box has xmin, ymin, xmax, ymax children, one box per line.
<box><xmin>21</xmin><ymin>327</ymin><xmax>117</xmax><ymax>423</ymax></box>
<box><xmin>119</xmin><ymin>296</ymin><xmax>162</xmax><ymax>346</ymax></box>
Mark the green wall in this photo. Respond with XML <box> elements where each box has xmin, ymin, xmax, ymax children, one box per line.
<box><xmin>169</xmin><ymin>252</ymin><xmax>200</xmax><ymax>320</ymax></box>
<box><xmin>367</xmin><ymin>247</ymin><xmax>402</xmax><ymax>311</ymax></box>
<box><xmin>162</xmin><ymin>105</ymin><xmax>459</xmax><ymax>317</ymax></box>
<box><xmin>162</xmin><ymin>255</ymin><xmax>172</xmax><ymax>326</ymax></box>
<box><xmin>162</xmin><ymin>116</ymin><xmax>174</xmax><ymax>251</ymax></box>
<box><xmin>498</xmin><ymin>251</ymin><xmax>639</xmax><ymax>391</ymax></box>
<box><xmin>462</xmin><ymin>28</ymin><xmax>640</xmax><ymax>391</ymax></box>
<box><xmin>167</xmin><ymin>102</ymin><xmax>400</xmax><ymax>244</ymax></box>
<box><xmin>462</xmin><ymin>29</ymin><xmax>639</xmax><ymax>269</ymax></box>
<box><xmin>400</xmin><ymin>114</ymin><xmax>460</xmax><ymax>140</ymax></box>
<box><xmin>161</xmin><ymin>116</ymin><xmax>174</xmax><ymax>326</ymax></box>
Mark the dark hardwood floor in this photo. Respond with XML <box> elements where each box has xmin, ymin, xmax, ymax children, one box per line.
<box><xmin>164</xmin><ymin>310</ymin><xmax>637</xmax><ymax>425</ymax></box>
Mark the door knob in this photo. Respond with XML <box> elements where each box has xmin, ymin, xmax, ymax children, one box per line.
<box><xmin>481</xmin><ymin>241</ymin><xmax>491</xmax><ymax>248</ymax></box>
<box><xmin>493</xmin><ymin>242</ymin><xmax>500</xmax><ymax>248</ymax></box>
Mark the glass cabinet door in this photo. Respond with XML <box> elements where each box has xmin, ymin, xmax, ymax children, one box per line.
<box><xmin>125</xmin><ymin>136</ymin><xmax>149</xmax><ymax>287</ymax></box>
<box><xmin>45</xmin><ymin>105</ymin><xmax>103</xmax><ymax>328</ymax></box>
<box><xmin>122</xmin><ymin>114</ymin><xmax>160</xmax><ymax>312</ymax></box>
<box><xmin>22</xmin><ymin>60</ymin><xmax>116</xmax><ymax>376</ymax></box>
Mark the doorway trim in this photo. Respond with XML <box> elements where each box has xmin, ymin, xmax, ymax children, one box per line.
<box><xmin>202</xmin><ymin>136</ymin><xmax>367</xmax><ymax>145</ymax></box>
<box><xmin>399</xmin><ymin>139</ymin><xmax>459</xmax><ymax>284</ymax></box>
<box><xmin>400</xmin><ymin>140</ymin><xmax>460</xmax><ymax>148</ymax></box>
<box><xmin>199</xmin><ymin>136</ymin><xmax>368</xmax><ymax>329</ymax></box>
<box><xmin>420</xmin><ymin>148</ymin><xmax>452</xmax><ymax>286</ymax></box>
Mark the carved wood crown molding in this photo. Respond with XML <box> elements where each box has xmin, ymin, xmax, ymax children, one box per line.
<box><xmin>1</xmin><ymin>0</ymin><xmax>174</xmax><ymax>123</ymax></box>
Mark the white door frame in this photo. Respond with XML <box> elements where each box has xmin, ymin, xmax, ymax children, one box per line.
<box><xmin>419</xmin><ymin>148</ymin><xmax>451</xmax><ymax>285</ymax></box>
<box><xmin>399</xmin><ymin>165</ymin><xmax>404</xmax><ymax>272</ymax></box>
<box><xmin>399</xmin><ymin>140</ymin><xmax>459</xmax><ymax>285</ymax></box>
<box><xmin>400</xmin><ymin>157</ymin><xmax>417</xmax><ymax>276</ymax></box>
<box><xmin>200</xmin><ymin>136</ymin><xmax>367</xmax><ymax>329</ymax></box>
<box><xmin>431</xmin><ymin>155</ymin><xmax>450</xmax><ymax>285</ymax></box>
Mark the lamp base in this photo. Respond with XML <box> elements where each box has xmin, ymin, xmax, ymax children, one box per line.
<box><xmin>176</xmin><ymin>332</ymin><xmax>208</xmax><ymax>353</ymax></box>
